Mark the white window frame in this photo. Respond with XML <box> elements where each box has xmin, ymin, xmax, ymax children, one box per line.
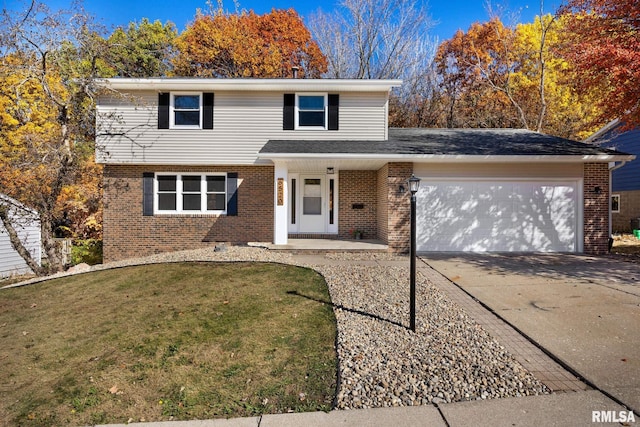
<box><xmin>154</xmin><ymin>173</ymin><xmax>227</xmax><ymax>214</ymax></box>
<box><xmin>611</xmin><ymin>194</ymin><xmax>620</xmax><ymax>213</ymax></box>
<box><xmin>170</xmin><ymin>92</ymin><xmax>203</xmax><ymax>129</ymax></box>
<box><xmin>295</xmin><ymin>93</ymin><xmax>327</xmax><ymax>130</ymax></box>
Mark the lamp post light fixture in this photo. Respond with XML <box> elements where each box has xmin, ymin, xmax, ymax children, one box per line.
<box><xmin>408</xmin><ymin>175</ymin><xmax>421</xmax><ymax>332</ymax></box>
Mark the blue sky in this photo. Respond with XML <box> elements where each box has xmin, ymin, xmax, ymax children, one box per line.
<box><xmin>4</xmin><ymin>0</ymin><xmax>564</xmax><ymax>41</ymax></box>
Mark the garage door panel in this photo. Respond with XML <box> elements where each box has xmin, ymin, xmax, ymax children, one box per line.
<box><xmin>417</xmin><ymin>180</ymin><xmax>578</xmax><ymax>252</ymax></box>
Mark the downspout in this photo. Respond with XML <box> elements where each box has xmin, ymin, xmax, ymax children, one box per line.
<box><xmin>608</xmin><ymin>161</ymin><xmax>628</xmax><ymax>238</ymax></box>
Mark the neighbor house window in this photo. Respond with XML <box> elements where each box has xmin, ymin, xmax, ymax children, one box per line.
<box><xmin>171</xmin><ymin>93</ymin><xmax>202</xmax><ymax>128</ymax></box>
<box><xmin>296</xmin><ymin>94</ymin><xmax>327</xmax><ymax>129</ymax></box>
<box><xmin>611</xmin><ymin>194</ymin><xmax>620</xmax><ymax>213</ymax></box>
<box><xmin>156</xmin><ymin>174</ymin><xmax>226</xmax><ymax>213</ymax></box>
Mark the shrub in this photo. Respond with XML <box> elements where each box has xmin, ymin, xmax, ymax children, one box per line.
<box><xmin>71</xmin><ymin>239</ymin><xmax>103</xmax><ymax>265</ymax></box>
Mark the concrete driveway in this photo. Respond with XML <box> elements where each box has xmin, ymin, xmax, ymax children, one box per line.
<box><xmin>420</xmin><ymin>253</ymin><xmax>640</xmax><ymax>414</ymax></box>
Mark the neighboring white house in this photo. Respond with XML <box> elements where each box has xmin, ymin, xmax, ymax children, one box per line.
<box><xmin>0</xmin><ymin>194</ymin><xmax>41</xmax><ymax>278</ymax></box>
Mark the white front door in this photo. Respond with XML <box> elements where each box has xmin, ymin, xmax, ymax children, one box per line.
<box><xmin>300</xmin><ymin>175</ymin><xmax>326</xmax><ymax>232</ymax></box>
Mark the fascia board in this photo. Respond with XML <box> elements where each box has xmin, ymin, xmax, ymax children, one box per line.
<box><xmin>257</xmin><ymin>153</ymin><xmax>637</xmax><ymax>163</ymax></box>
<box><xmin>95</xmin><ymin>78</ymin><xmax>403</xmax><ymax>93</ymax></box>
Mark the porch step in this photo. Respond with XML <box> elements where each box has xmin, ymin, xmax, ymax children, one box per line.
<box><xmin>288</xmin><ymin>234</ymin><xmax>340</xmax><ymax>240</ymax></box>
<box><xmin>251</xmin><ymin>238</ymin><xmax>389</xmax><ymax>254</ymax></box>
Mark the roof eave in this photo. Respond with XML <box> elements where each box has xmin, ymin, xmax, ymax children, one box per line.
<box><xmin>257</xmin><ymin>153</ymin><xmax>636</xmax><ymax>163</ymax></box>
<box><xmin>95</xmin><ymin>78</ymin><xmax>403</xmax><ymax>93</ymax></box>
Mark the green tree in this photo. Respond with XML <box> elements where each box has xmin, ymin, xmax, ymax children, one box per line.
<box><xmin>106</xmin><ymin>18</ymin><xmax>177</xmax><ymax>77</ymax></box>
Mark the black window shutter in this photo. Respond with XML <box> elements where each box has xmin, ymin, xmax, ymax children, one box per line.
<box><xmin>203</xmin><ymin>92</ymin><xmax>214</xmax><ymax>129</ymax></box>
<box><xmin>142</xmin><ymin>172</ymin><xmax>155</xmax><ymax>216</ymax></box>
<box><xmin>328</xmin><ymin>94</ymin><xmax>339</xmax><ymax>130</ymax></box>
<box><xmin>283</xmin><ymin>94</ymin><xmax>295</xmax><ymax>130</ymax></box>
<box><xmin>158</xmin><ymin>93</ymin><xmax>170</xmax><ymax>129</ymax></box>
<box><xmin>227</xmin><ymin>173</ymin><xmax>238</xmax><ymax>216</ymax></box>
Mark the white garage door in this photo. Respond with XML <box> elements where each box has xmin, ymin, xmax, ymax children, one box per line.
<box><xmin>416</xmin><ymin>180</ymin><xmax>579</xmax><ymax>252</ymax></box>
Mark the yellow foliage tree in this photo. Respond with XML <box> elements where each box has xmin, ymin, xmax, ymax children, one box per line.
<box><xmin>0</xmin><ymin>2</ymin><xmax>104</xmax><ymax>275</ymax></box>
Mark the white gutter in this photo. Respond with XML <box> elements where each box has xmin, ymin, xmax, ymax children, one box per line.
<box><xmin>258</xmin><ymin>153</ymin><xmax>636</xmax><ymax>163</ymax></box>
<box><xmin>95</xmin><ymin>78</ymin><xmax>403</xmax><ymax>93</ymax></box>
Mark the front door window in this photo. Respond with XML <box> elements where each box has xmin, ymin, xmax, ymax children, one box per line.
<box><xmin>303</xmin><ymin>179</ymin><xmax>322</xmax><ymax>215</ymax></box>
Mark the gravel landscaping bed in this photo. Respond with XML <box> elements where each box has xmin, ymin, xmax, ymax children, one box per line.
<box><xmin>5</xmin><ymin>246</ymin><xmax>549</xmax><ymax>409</ymax></box>
<box><xmin>314</xmin><ymin>264</ymin><xmax>549</xmax><ymax>409</ymax></box>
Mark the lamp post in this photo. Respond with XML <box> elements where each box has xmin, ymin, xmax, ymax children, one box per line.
<box><xmin>408</xmin><ymin>175</ymin><xmax>421</xmax><ymax>332</ymax></box>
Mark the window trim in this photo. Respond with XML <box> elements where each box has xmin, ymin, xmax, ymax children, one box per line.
<box><xmin>170</xmin><ymin>92</ymin><xmax>203</xmax><ymax>129</ymax></box>
<box><xmin>154</xmin><ymin>173</ymin><xmax>227</xmax><ymax>214</ymax></box>
<box><xmin>295</xmin><ymin>93</ymin><xmax>327</xmax><ymax>130</ymax></box>
<box><xmin>611</xmin><ymin>194</ymin><xmax>620</xmax><ymax>213</ymax></box>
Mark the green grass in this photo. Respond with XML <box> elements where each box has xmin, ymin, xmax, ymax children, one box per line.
<box><xmin>0</xmin><ymin>262</ymin><xmax>337</xmax><ymax>426</ymax></box>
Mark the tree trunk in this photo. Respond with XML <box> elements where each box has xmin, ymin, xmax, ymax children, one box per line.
<box><xmin>0</xmin><ymin>204</ymin><xmax>46</xmax><ymax>276</ymax></box>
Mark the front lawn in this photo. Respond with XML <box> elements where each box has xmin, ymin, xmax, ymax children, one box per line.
<box><xmin>0</xmin><ymin>262</ymin><xmax>337</xmax><ymax>426</ymax></box>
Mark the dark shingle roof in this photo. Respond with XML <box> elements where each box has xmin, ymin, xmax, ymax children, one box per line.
<box><xmin>261</xmin><ymin>128</ymin><xmax>629</xmax><ymax>157</ymax></box>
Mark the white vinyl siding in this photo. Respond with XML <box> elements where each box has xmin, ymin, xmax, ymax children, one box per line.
<box><xmin>0</xmin><ymin>198</ymin><xmax>41</xmax><ymax>278</ymax></box>
<box><xmin>96</xmin><ymin>91</ymin><xmax>389</xmax><ymax>165</ymax></box>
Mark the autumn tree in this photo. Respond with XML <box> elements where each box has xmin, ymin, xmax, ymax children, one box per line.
<box><xmin>513</xmin><ymin>15</ymin><xmax>603</xmax><ymax>138</ymax></box>
<box><xmin>105</xmin><ymin>18</ymin><xmax>178</xmax><ymax>77</ymax></box>
<box><xmin>434</xmin><ymin>14</ymin><xmax>603</xmax><ymax>138</ymax></box>
<box><xmin>559</xmin><ymin>0</ymin><xmax>640</xmax><ymax>127</ymax></box>
<box><xmin>435</xmin><ymin>18</ymin><xmax>522</xmax><ymax>128</ymax></box>
<box><xmin>172</xmin><ymin>8</ymin><xmax>327</xmax><ymax>78</ymax></box>
<box><xmin>0</xmin><ymin>1</ymin><xmax>106</xmax><ymax>274</ymax></box>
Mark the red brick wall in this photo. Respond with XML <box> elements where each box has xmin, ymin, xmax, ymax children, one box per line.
<box><xmin>583</xmin><ymin>163</ymin><xmax>610</xmax><ymax>254</ymax></box>
<box><xmin>338</xmin><ymin>170</ymin><xmax>378</xmax><ymax>239</ymax></box>
<box><xmin>103</xmin><ymin>165</ymin><xmax>273</xmax><ymax>262</ymax></box>
<box><xmin>385</xmin><ymin>163</ymin><xmax>414</xmax><ymax>253</ymax></box>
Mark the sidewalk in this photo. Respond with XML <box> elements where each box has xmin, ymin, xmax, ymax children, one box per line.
<box><xmin>100</xmin><ymin>390</ymin><xmax>630</xmax><ymax>427</ymax></box>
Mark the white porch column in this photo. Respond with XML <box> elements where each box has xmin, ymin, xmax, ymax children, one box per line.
<box><xmin>273</xmin><ymin>162</ymin><xmax>288</xmax><ymax>245</ymax></box>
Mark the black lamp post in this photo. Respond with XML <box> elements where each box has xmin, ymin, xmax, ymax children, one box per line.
<box><xmin>408</xmin><ymin>175</ymin><xmax>421</xmax><ymax>332</ymax></box>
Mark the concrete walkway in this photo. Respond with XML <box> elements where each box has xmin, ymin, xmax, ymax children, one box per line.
<box><xmin>95</xmin><ymin>252</ymin><xmax>639</xmax><ymax>427</ymax></box>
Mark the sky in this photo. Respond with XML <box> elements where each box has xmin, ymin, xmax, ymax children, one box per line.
<box><xmin>4</xmin><ymin>0</ymin><xmax>564</xmax><ymax>42</ymax></box>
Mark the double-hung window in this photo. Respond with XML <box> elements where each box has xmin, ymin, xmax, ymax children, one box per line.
<box><xmin>171</xmin><ymin>93</ymin><xmax>202</xmax><ymax>128</ymax></box>
<box><xmin>296</xmin><ymin>94</ymin><xmax>327</xmax><ymax>129</ymax></box>
<box><xmin>156</xmin><ymin>174</ymin><xmax>227</xmax><ymax>213</ymax></box>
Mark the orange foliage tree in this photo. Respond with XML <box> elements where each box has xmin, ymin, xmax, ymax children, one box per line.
<box><xmin>435</xmin><ymin>19</ymin><xmax>522</xmax><ymax>129</ymax></box>
<box><xmin>173</xmin><ymin>9</ymin><xmax>327</xmax><ymax>78</ymax></box>
<box><xmin>559</xmin><ymin>0</ymin><xmax>640</xmax><ymax>127</ymax></box>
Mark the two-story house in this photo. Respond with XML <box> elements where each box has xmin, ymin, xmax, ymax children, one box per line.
<box><xmin>95</xmin><ymin>78</ymin><xmax>633</xmax><ymax>262</ymax></box>
<box><xmin>587</xmin><ymin>120</ymin><xmax>640</xmax><ymax>233</ymax></box>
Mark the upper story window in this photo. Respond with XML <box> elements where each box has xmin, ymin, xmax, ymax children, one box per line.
<box><xmin>284</xmin><ymin>93</ymin><xmax>338</xmax><ymax>131</ymax></box>
<box><xmin>296</xmin><ymin>94</ymin><xmax>327</xmax><ymax>129</ymax></box>
<box><xmin>171</xmin><ymin>93</ymin><xmax>202</xmax><ymax>128</ymax></box>
<box><xmin>155</xmin><ymin>173</ymin><xmax>227</xmax><ymax>214</ymax></box>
